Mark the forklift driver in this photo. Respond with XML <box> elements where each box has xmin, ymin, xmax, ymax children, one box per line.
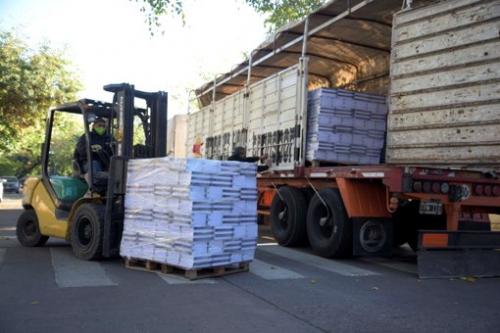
<box><xmin>73</xmin><ymin>117</ymin><xmax>113</xmax><ymax>183</ymax></box>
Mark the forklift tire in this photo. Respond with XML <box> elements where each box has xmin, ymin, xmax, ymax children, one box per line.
<box><xmin>70</xmin><ymin>203</ymin><xmax>105</xmax><ymax>260</ymax></box>
<box><xmin>307</xmin><ymin>188</ymin><xmax>352</xmax><ymax>258</ymax></box>
<box><xmin>16</xmin><ymin>209</ymin><xmax>49</xmax><ymax>247</ymax></box>
<box><xmin>270</xmin><ymin>186</ymin><xmax>307</xmax><ymax>246</ymax></box>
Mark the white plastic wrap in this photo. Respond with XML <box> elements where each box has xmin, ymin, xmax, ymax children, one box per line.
<box><xmin>120</xmin><ymin>157</ymin><xmax>258</xmax><ymax>269</ymax></box>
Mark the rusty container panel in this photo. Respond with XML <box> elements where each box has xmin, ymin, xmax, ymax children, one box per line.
<box><xmin>386</xmin><ymin>0</ymin><xmax>500</xmax><ymax>171</ymax></box>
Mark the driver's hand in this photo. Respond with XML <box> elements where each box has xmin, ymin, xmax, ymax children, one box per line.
<box><xmin>91</xmin><ymin>144</ymin><xmax>102</xmax><ymax>152</ymax></box>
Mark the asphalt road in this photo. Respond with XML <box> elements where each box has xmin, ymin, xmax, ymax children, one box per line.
<box><xmin>1</xmin><ymin>195</ymin><xmax>499</xmax><ymax>333</ymax></box>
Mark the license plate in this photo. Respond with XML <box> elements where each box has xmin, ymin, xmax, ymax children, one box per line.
<box><xmin>419</xmin><ymin>201</ymin><xmax>443</xmax><ymax>215</ymax></box>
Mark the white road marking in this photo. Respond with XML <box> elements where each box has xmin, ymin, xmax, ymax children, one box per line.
<box><xmin>0</xmin><ymin>227</ymin><xmax>16</xmax><ymax>231</ymax></box>
<box><xmin>250</xmin><ymin>259</ymin><xmax>304</xmax><ymax>280</ymax></box>
<box><xmin>50</xmin><ymin>248</ymin><xmax>117</xmax><ymax>288</ymax></box>
<box><xmin>156</xmin><ymin>272</ymin><xmax>217</xmax><ymax>285</ymax></box>
<box><xmin>361</xmin><ymin>257</ymin><xmax>417</xmax><ymax>275</ymax></box>
<box><xmin>259</xmin><ymin>245</ymin><xmax>379</xmax><ymax>277</ymax></box>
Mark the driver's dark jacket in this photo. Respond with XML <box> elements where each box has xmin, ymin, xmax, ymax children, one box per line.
<box><xmin>73</xmin><ymin>131</ymin><xmax>113</xmax><ymax>169</ymax></box>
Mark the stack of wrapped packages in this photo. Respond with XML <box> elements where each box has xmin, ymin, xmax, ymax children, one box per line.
<box><xmin>120</xmin><ymin>157</ymin><xmax>258</xmax><ymax>270</ymax></box>
<box><xmin>306</xmin><ymin>88</ymin><xmax>388</xmax><ymax>165</ymax></box>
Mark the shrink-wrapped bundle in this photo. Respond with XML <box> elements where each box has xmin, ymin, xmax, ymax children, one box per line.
<box><xmin>120</xmin><ymin>157</ymin><xmax>257</xmax><ymax>269</ymax></box>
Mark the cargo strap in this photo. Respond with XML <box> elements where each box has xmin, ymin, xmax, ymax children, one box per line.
<box><xmin>271</xmin><ymin>182</ymin><xmax>284</xmax><ymax>201</ymax></box>
<box><xmin>306</xmin><ymin>177</ymin><xmax>331</xmax><ymax>226</ymax></box>
<box><xmin>305</xmin><ymin>177</ymin><xmax>328</xmax><ymax>209</ymax></box>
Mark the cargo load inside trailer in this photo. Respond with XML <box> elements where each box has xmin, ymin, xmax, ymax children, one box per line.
<box><xmin>188</xmin><ymin>0</ymin><xmax>407</xmax><ymax>170</ymax></box>
<box><xmin>188</xmin><ymin>0</ymin><xmax>500</xmax><ymax>173</ymax></box>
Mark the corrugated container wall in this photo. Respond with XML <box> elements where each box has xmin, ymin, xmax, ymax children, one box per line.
<box><xmin>187</xmin><ymin>65</ymin><xmax>303</xmax><ymax>170</ymax></box>
<box><xmin>386</xmin><ymin>0</ymin><xmax>500</xmax><ymax>170</ymax></box>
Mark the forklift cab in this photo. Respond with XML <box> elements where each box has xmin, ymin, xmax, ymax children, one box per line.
<box><xmin>19</xmin><ymin>83</ymin><xmax>168</xmax><ymax>260</ymax></box>
<box><xmin>42</xmin><ymin>100</ymin><xmax>114</xmax><ymax>209</ymax></box>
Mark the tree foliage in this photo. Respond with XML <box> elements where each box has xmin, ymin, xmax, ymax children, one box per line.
<box><xmin>135</xmin><ymin>0</ymin><xmax>184</xmax><ymax>35</ymax></box>
<box><xmin>246</xmin><ymin>0</ymin><xmax>324</xmax><ymax>29</ymax></box>
<box><xmin>0</xmin><ymin>30</ymin><xmax>82</xmax><ymax>177</ymax></box>
<box><xmin>134</xmin><ymin>0</ymin><xmax>324</xmax><ymax>33</ymax></box>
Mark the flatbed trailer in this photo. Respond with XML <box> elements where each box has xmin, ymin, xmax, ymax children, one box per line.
<box><xmin>190</xmin><ymin>0</ymin><xmax>500</xmax><ymax>278</ymax></box>
<box><xmin>257</xmin><ymin>165</ymin><xmax>500</xmax><ymax>278</ymax></box>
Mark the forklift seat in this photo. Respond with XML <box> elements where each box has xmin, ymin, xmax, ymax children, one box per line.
<box><xmin>50</xmin><ymin>176</ymin><xmax>88</xmax><ymax>202</ymax></box>
<box><xmin>73</xmin><ymin>159</ymin><xmax>109</xmax><ymax>187</ymax></box>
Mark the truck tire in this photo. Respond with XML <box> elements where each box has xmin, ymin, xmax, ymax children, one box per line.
<box><xmin>307</xmin><ymin>188</ymin><xmax>352</xmax><ymax>258</ymax></box>
<box><xmin>70</xmin><ymin>203</ymin><xmax>105</xmax><ymax>260</ymax></box>
<box><xmin>270</xmin><ymin>186</ymin><xmax>307</xmax><ymax>246</ymax></box>
<box><xmin>357</xmin><ymin>219</ymin><xmax>388</xmax><ymax>254</ymax></box>
<box><xmin>16</xmin><ymin>209</ymin><xmax>49</xmax><ymax>247</ymax></box>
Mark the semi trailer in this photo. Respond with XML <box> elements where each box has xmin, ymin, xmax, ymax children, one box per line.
<box><xmin>188</xmin><ymin>0</ymin><xmax>500</xmax><ymax>278</ymax></box>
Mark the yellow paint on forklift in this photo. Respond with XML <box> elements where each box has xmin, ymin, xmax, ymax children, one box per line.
<box><xmin>21</xmin><ymin>176</ymin><xmax>40</xmax><ymax>207</ymax></box>
<box><xmin>30</xmin><ymin>180</ymin><xmax>69</xmax><ymax>239</ymax></box>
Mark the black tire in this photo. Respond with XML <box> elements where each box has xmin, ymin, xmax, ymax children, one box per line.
<box><xmin>16</xmin><ymin>209</ymin><xmax>49</xmax><ymax>247</ymax></box>
<box><xmin>70</xmin><ymin>203</ymin><xmax>105</xmax><ymax>260</ymax></box>
<box><xmin>307</xmin><ymin>188</ymin><xmax>352</xmax><ymax>258</ymax></box>
<box><xmin>270</xmin><ymin>186</ymin><xmax>308</xmax><ymax>246</ymax></box>
<box><xmin>358</xmin><ymin>219</ymin><xmax>388</xmax><ymax>254</ymax></box>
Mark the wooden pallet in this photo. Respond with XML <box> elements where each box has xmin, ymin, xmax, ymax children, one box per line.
<box><xmin>124</xmin><ymin>257</ymin><xmax>250</xmax><ymax>280</ymax></box>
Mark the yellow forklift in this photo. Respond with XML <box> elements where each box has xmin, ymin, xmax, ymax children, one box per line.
<box><xmin>17</xmin><ymin>83</ymin><xmax>167</xmax><ymax>260</ymax></box>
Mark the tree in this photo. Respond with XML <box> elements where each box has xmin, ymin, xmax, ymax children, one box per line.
<box><xmin>135</xmin><ymin>0</ymin><xmax>184</xmax><ymax>35</ymax></box>
<box><xmin>246</xmin><ymin>0</ymin><xmax>324</xmax><ymax>29</ymax></box>
<box><xmin>134</xmin><ymin>0</ymin><xmax>324</xmax><ymax>33</ymax></box>
<box><xmin>0</xmin><ymin>30</ymin><xmax>82</xmax><ymax>177</ymax></box>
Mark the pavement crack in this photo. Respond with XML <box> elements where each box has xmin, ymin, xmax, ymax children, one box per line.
<box><xmin>222</xmin><ymin>277</ymin><xmax>329</xmax><ymax>333</ymax></box>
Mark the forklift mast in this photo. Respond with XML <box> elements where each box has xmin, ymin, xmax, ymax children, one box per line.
<box><xmin>102</xmin><ymin>83</ymin><xmax>168</xmax><ymax>257</ymax></box>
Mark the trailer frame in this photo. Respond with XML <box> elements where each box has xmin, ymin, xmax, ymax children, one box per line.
<box><xmin>257</xmin><ymin>164</ymin><xmax>500</xmax><ymax>277</ymax></box>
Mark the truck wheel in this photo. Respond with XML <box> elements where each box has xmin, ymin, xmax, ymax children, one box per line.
<box><xmin>16</xmin><ymin>209</ymin><xmax>49</xmax><ymax>247</ymax></box>
<box><xmin>70</xmin><ymin>203</ymin><xmax>105</xmax><ymax>260</ymax></box>
<box><xmin>358</xmin><ymin>219</ymin><xmax>387</xmax><ymax>254</ymax></box>
<box><xmin>270</xmin><ymin>186</ymin><xmax>307</xmax><ymax>246</ymax></box>
<box><xmin>307</xmin><ymin>188</ymin><xmax>352</xmax><ymax>258</ymax></box>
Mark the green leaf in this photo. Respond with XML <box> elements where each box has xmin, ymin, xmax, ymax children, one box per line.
<box><xmin>0</xmin><ymin>29</ymin><xmax>81</xmax><ymax>177</ymax></box>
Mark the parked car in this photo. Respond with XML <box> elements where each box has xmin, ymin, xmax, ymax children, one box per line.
<box><xmin>1</xmin><ymin>176</ymin><xmax>20</xmax><ymax>193</ymax></box>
